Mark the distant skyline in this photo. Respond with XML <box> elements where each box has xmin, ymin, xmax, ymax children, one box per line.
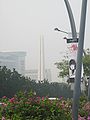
<box><xmin>0</xmin><ymin>0</ymin><xmax>90</xmax><ymax>82</ymax></box>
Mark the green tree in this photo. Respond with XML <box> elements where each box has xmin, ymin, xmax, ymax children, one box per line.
<box><xmin>0</xmin><ymin>66</ymin><xmax>31</xmax><ymax>98</ymax></box>
<box><xmin>83</xmin><ymin>48</ymin><xmax>90</xmax><ymax>76</ymax></box>
<box><xmin>55</xmin><ymin>59</ymin><xmax>69</xmax><ymax>78</ymax></box>
<box><xmin>0</xmin><ymin>66</ymin><xmax>73</xmax><ymax>98</ymax></box>
<box><xmin>55</xmin><ymin>48</ymin><xmax>90</xmax><ymax>78</ymax></box>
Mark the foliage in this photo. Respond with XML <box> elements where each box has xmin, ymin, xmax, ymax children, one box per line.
<box><xmin>0</xmin><ymin>92</ymin><xmax>90</xmax><ymax>119</ymax></box>
<box><xmin>0</xmin><ymin>66</ymin><xmax>73</xmax><ymax>98</ymax></box>
<box><xmin>35</xmin><ymin>82</ymin><xmax>73</xmax><ymax>98</ymax></box>
<box><xmin>0</xmin><ymin>66</ymin><xmax>31</xmax><ymax>98</ymax></box>
<box><xmin>83</xmin><ymin>48</ymin><xmax>90</xmax><ymax>76</ymax></box>
<box><xmin>55</xmin><ymin>59</ymin><xmax>69</xmax><ymax>78</ymax></box>
<box><xmin>0</xmin><ymin>91</ymin><xmax>72</xmax><ymax>120</ymax></box>
<box><xmin>55</xmin><ymin>48</ymin><xmax>90</xmax><ymax>78</ymax></box>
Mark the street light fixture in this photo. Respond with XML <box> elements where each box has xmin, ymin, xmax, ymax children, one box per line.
<box><xmin>54</xmin><ymin>27</ymin><xmax>79</xmax><ymax>43</ymax></box>
<box><xmin>54</xmin><ymin>28</ymin><xmax>68</xmax><ymax>35</ymax></box>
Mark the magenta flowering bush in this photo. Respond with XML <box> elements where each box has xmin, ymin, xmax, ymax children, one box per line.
<box><xmin>0</xmin><ymin>91</ymin><xmax>90</xmax><ymax>120</ymax></box>
<box><xmin>0</xmin><ymin>91</ymin><xmax>72</xmax><ymax>120</ymax></box>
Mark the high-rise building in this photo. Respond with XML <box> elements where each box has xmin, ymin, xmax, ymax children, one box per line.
<box><xmin>0</xmin><ymin>51</ymin><xmax>26</xmax><ymax>75</ymax></box>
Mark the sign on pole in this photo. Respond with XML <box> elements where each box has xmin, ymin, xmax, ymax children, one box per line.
<box><xmin>65</xmin><ymin>33</ymin><xmax>84</xmax><ymax>83</ymax></box>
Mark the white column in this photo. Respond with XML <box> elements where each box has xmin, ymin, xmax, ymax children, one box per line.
<box><xmin>38</xmin><ymin>35</ymin><xmax>45</xmax><ymax>82</ymax></box>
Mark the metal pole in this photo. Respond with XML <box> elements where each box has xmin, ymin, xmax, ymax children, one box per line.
<box><xmin>64</xmin><ymin>0</ymin><xmax>77</xmax><ymax>39</ymax></box>
<box><xmin>88</xmin><ymin>77</ymin><xmax>90</xmax><ymax>101</ymax></box>
<box><xmin>72</xmin><ymin>0</ymin><xmax>87</xmax><ymax>119</ymax></box>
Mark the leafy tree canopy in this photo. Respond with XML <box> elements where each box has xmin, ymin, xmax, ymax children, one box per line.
<box><xmin>55</xmin><ymin>59</ymin><xmax>69</xmax><ymax>78</ymax></box>
<box><xmin>55</xmin><ymin>48</ymin><xmax>90</xmax><ymax>78</ymax></box>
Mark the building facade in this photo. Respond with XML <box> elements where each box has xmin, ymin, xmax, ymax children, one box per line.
<box><xmin>0</xmin><ymin>52</ymin><xmax>26</xmax><ymax>75</ymax></box>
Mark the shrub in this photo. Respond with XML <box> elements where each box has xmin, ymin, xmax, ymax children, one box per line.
<box><xmin>0</xmin><ymin>91</ymin><xmax>90</xmax><ymax>120</ymax></box>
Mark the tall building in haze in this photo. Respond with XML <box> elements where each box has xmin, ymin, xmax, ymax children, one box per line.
<box><xmin>0</xmin><ymin>52</ymin><xmax>26</xmax><ymax>75</ymax></box>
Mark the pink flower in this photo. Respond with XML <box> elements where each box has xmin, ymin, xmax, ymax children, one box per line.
<box><xmin>41</xmin><ymin>97</ymin><xmax>44</xmax><ymax>101</ymax></box>
<box><xmin>87</xmin><ymin>116</ymin><xmax>90</xmax><ymax>120</ymax></box>
<box><xmin>9</xmin><ymin>97</ymin><xmax>15</xmax><ymax>103</ymax></box>
<box><xmin>78</xmin><ymin>115</ymin><xmax>86</xmax><ymax>120</ymax></box>
<box><xmin>36</xmin><ymin>96</ymin><xmax>41</xmax><ymax>101</ymax></box>
<box><xmin>2</xmin><ymin>116</ymin><xmax>6</xmax><ymax>120</ymax></box>
<box><xmin>2</xmin><ymin>96</ymin><xmax>7</xmax><ymax>99</ymax></box>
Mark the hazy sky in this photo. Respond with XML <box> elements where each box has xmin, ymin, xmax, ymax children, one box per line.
<box><xmin>0</xmin><ymin>0</ymin><xmax>90</xmax><ymax>82</ymax></box>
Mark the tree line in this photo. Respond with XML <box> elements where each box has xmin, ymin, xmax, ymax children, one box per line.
<box><xmin>0</xmin><ymin>66</ymin><xmax>72</xmax><ymax>98</ymax></box>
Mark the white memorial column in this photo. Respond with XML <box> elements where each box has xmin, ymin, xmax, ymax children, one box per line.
<box><xmin>38</xmin><ymin>35</ymin><xmax>45</xmax><ymax>82</ymax></box>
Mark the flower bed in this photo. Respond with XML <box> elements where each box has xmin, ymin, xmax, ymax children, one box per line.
<box><xmin>0</xmin><ymin>92</ymin><xmax>90</xmax><ymax>120</ymax></box>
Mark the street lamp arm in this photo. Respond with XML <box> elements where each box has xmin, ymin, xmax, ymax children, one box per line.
<box><xmin>64</xmin><ymin>0</ymin><xmax>77</xmax><ymax>39</ymax></box>
<box><xmin>54</xmin><ymin>28</ymin><xmax>68</xmax><ymax>34</ymax></box>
